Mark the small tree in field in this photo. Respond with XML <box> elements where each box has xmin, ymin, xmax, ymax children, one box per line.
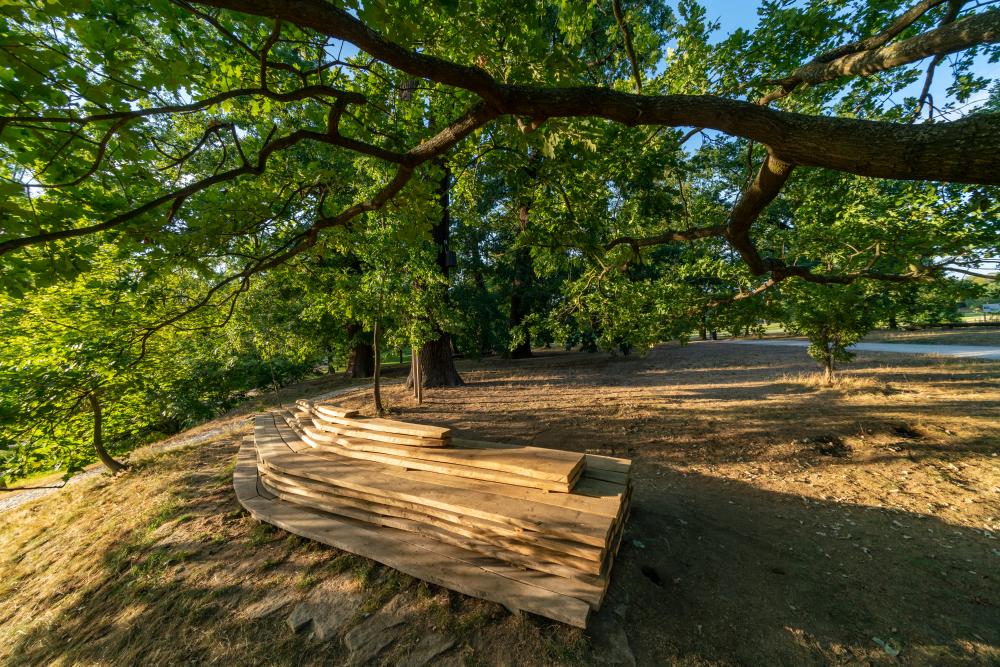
<box><xmin>781</xmin><ymin>281</ymin><xmax>879</xmax><ymax>384</ymax></box>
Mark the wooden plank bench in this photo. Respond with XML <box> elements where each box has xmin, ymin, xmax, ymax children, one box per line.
<box><xmin>235</xmin><ymin>412</ymin><xmax>632</xmax><ymax>628</ymax></box>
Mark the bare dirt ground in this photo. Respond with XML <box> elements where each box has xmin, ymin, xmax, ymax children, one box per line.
<box><xmin>1</xmin><ymin>343</ymin><xmax>997</xmax><ymax>666</ymax></box>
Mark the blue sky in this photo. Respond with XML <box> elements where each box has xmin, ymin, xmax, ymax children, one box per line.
<box><xmin>700</xmin><ymin>0</ymin><xmax>762</xmax><ymax>34</ymax></box>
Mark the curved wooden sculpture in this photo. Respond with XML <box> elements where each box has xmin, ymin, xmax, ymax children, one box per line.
<box><xmin>233</xmin><ymin>403</ymin><xmax>631</xmax><ymax>628</ymax></box>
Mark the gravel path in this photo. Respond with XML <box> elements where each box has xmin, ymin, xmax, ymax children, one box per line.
<box><xmin>725</xmin><ymin>338</ymin><xmax>1000</xmax><ymax>360</ymax></box>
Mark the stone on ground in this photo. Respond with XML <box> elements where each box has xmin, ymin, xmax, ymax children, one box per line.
<box><xmin>397</xmin><ymin>633</ymin><xmax>456</xmax><ymax>667</ymax></box>
<box><xmin>283</xmin><ymin>575</ymin><xmax>363</xmax><ymax>640</ymax></box>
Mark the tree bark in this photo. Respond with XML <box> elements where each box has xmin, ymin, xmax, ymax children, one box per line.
<box><xmin>345</xmin><ymin>323</ymin><xmax>374</xmax><ymax>378</ymax></box>
<box><xmin>823</xmin><ymin>358</ymin><xmax>835</xmax><ymax>385</ymax></box>
<box><xmin>87</xmin><ymin>393</ymin><xmax>126</xmax><ymax>474</ymax></box>
<box><xmin>408</xmin><ymin>335</ymin><xmax>464</xmax><ymax>388</ymax></box>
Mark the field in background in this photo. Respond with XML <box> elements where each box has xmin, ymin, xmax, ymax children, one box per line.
<box><xmin>862</xmin><ymin>326</ymin><xmax>1000</xmax><ymax>346</ymax></box>
<box><xmin>709</xmin><ymin>324</ymin><xmax>1000</xmax><ymax>347</ymax></box>
<box><xmin>1</xmin><ymin>343</ymin><xmax>997</xmax><ymax>665</ymax></box>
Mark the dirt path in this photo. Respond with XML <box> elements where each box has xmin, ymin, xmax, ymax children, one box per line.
<box><xmin>728</xmin><ymin>337</ymin><xmax>1000</xmax><ymax>360</ymax></box>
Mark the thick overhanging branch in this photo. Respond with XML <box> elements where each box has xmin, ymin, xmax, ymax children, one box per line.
<box><xmin>193</xmin><ymin>0</ymin><xmax>1000</xmax><ymax>185</ymax></box>
<box><xmin>724</xmin><ymin>152</ymin><xmax>795</xmax><ymax>275</ymax></box>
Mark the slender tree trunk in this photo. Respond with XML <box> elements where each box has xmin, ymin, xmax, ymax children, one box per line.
<box><xmin>346</xmin><ymin>323</ymin><xmax>375</xmax><ymax>378</ymax></box>
<box><xmin>407</xmin><ymin>162</ymin><xmax>463</xmax><ymax>388</ymax></box>
<box><xmin>470</xmin><ymin>236</ymin><xmax>492</xmax><ymax>357</ymax></box>
<box><xmin>822</xmin><ymin>356</ymin><xmax>835</xmax><ymax>385</ymax></box>
<box><xmin>509</xmin><ymin>203</ymin><xmax>534</xmax><ymax>359</ymax></box>
<box><xmin>87</xmin><ymin>393</ymin><xmax>126</xmax><ymax>474</ymax></box>
<box><xmin>372</xmin><ymin>322</ymin><xmax>384</xmax><ymax>415</ymax></box>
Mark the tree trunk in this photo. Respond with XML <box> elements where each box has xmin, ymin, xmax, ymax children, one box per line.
<box><xmin>407</xmin><ymin>334</ymin><xmax>464</xmax><ymax>388</ymax></box>
<box><xmin>509</xmin><ymin>203</ymin><xmax>534</xmax><ymax>359</ymax></box>
<box><xmin>888</xmin><ymin>314</ymin><xmax>899</xmax><ymax>330</ymax></box>
<box><xmin>372</xmin><ymin>322</ymin><xmax>384</xmax><ymax>415</ymax></box>
<box><xmin>345</xmin><ymin>323</ymin><xmax>374</xmax><ymax>378</ymax></box>
<box><xmin>822</xmin><ymin>356</ymin><xmax>835</xmax><ymax>385</ymax></box>
<box><xmin>87</xmin><ymin>393</ymin><xmax>126</xmax><ymax>474</ymax></box>
<box><xmin>407</xmin><ymin>161</ymin><xmax>463</xmax><ymax>388</ymax></box>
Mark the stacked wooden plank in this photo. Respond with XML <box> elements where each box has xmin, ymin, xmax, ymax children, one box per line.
<box><xmin>289</xmin><ymin>399</ymin><xmax>584</xmax><ymax>492</ymax></box>
<box><xmin>234</xmin><ymin>402</ymin><xmax>632</xmax><ymax>628</ymax></box>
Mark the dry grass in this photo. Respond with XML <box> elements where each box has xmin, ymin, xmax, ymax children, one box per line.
<box><xmin>1</xmin><ymin>342</ymin><xmax>998</xmax><ymax>666</ymax></box>
<box><xmin>777</xmin><ymin>371</ymin><xmax>901</xmax><ymax>394</ymax></box>
<box><xmin>0</xmin><ymin>430</ymin><xmax>583</xmax><ymax>666</ymax></box>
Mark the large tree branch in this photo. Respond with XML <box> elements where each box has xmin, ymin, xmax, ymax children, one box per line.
<box><xmin>815</xmin><ymin>0</ymin><xmax>951</xmax><ymax>63</ymax></box>
<box><xmin>761</xmin><ymin>5</ymin><xmax>995</xmax><ymax>103</ymax></box>
<box><xmin>193</xmin><ymin>0</ymin><xmax>1000</xmax><ymax>185</ymax></box>
<box><xmin>724</xmin><ymin>152</ymin><xmax>795</xmax><ymax>274</ymax></box>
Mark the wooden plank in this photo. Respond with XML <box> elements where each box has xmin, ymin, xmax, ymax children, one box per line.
<box><xmin>583</xmin><ymin>467</ymin><xmax>629</xmax><ymax>485</ymax></box>
<box><xmin>299</xmin><ymin>427</ymin><xmax>577</xmax><ymax>493</ymax></box>
<box><xmin>312</xmin><ymin>417</ymin><xmax>448</xmax><ymax>448</ymax></box>
<box><xmin>451</xmin><ymin>438</ymin><xmax>591</xmax><ymax>479</ymax></box>
<box><xmin>260</xmin><ymin>465</ymin><xmax>605</xmax><ymax>567</ymax></box>
<box><xmin>312</xmin><ymin>403</ymin><xmax>360</xmax><ymax>419</ymax></box>
<box><xmin>284</xmin><ymin>412</ymin><xmax>576</xmax><ymax>492</ymax></box>
<box><xmin>256</xmin><ymin>475</ymin><xmax>278</xmax><ymax>500</ymax></box>
<box><xmin>313</xmin><ymin>413</ymin><xmax>452</xmax><ymax>441</ymax></box>
<box><xmin>237</xmin><ymin>495</ymin><xmax>590</xmax><ymax>627</ymax></box>
<box><xmin>295</xmin><ymin>399</ymin><xmax>359</xmax><ymax>419</ymax></box>
<box><xmin>258</xmin><ymin>439</ymin><xmax>613</xmax><ymax>548</ymax></box>
<box><xmin>274</xmin><ymin>411</ymin><xmax>625</xmax><ymax>519</ymax></box>
<box><xmin>261</xmin><ymin>476</ymin><xmax>606</xmax><ymax>608</ymax></box>
<box><xmin>260</xmin><ymin>472</ymin><xmax>608</xmax><ymax>590</ymax></box>
<box><xmin>279</xmin><ymin>411</ymin><xmax>623</xmax><ymax>518</ymax></box>
<box><xmin>312</xmin><ymin>433</ymin><xmax>585</xmax><ymax>483</ymax></box>
<box><xmin>584</xmin><ymin>453</ymin><xmax>631</xmax><ymax>475</ymax></box>
<box><xmin>573</xmin><ymin>476</ymin><xmax>628</xmax><ymax>498</ymax></box>
<box><xmin>233</xmin><ymin>442</ymin><xmax>261</xmax><ymax>502</ymax></box>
